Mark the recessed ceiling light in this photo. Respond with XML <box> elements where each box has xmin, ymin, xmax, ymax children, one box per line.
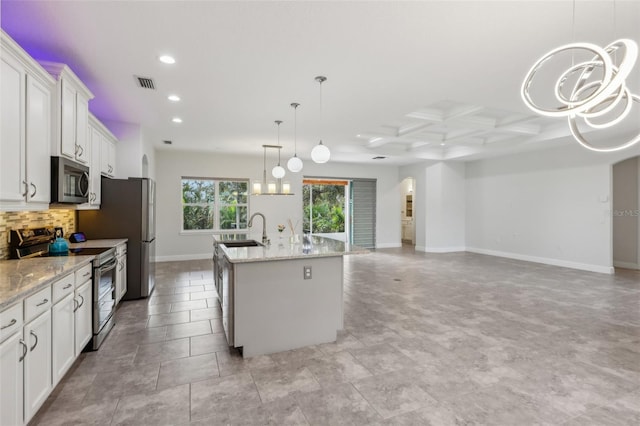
<box><xmin>172</xmin><ymin>117</ymin><xmax>183</xmax><ymax>123</ymax></box>
<box><xmin>159</xmin><ymin>55</ymin><xmax>176</xmax><ymax>64</ymax></box>
<box><xmin>440</xmin><ymin>143</ymin><xmax>445</xmax><ymax>146</ymax></box>
<box><xmin>168</xmin><ymin>95</ymin><xmax>180</xmax><ymax>102</ymax></box>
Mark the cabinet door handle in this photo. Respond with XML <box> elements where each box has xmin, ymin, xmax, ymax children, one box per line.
<box><xmin>19</xmin><ymin>340</ymin><xmax>28</xmax><ymax>362</ymax></box>
<box><xmin>22</xmin><ymin>180</ymin><xmax>28</xmax><ymax>197</ymax></box>
<box><xmin>75</xmin><ymin>144</ymin><xmax>80</xmax><ymax>155</ymax></box>
<box><xmin>79</xmin><ymin>145</ymin><xmax>84</xmax><ymax>156</ymax></box>
<box><xmin>30</xmin><ymin>182</ymin><xmax>37</xmax><ymax>198</ymax></box>
<box><xmin>73</xmin><ymin>297</ymin><xmax>79</xmax><ymax>312</ymax></box>
<box><xmin>78</xmin><ymin>294</ymin><xmax>84</xmax><ymax>309</ymax></box>
<box><xmin>29</xmin><ymin>330</ymin><xmax>38</xmax><ymax>351</ymax></box>
<box><xmin>0</xmin><ymin>318</ymin><xmax>17</xmax><ymax>330</ymax></box>
<box><xmin>83</xmin><ymin>271</ymin><xmax>91</xmax><ymax>278</ymax></box>
<box><xmin>63</xmin><ymin>283</ymin><xmax>73</xmax><ymax>290</ymax></box>
<box><xmin>36</xmin><ymin>298</ymin><xmax>49</xmax><ymax>307</ymax></box>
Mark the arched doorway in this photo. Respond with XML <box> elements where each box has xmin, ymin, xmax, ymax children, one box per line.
<box><xmin>400</xmin><ymin>177</ymin><xmax>415</xmax><ymax>245</ymax></box>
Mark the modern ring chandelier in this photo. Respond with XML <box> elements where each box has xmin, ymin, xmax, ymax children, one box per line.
<box><xmin>521</xmin><ymin>0</ymin><xmax>640</xmax><ymax>153</ymax></box>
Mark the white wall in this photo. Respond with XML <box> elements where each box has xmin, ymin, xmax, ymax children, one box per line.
<box><xmin>465</xmin><ymin>143</ymin><xmax>640</xmax><ymax>274</ymax></box>
<box><xmin>400</xmin><ymin>161</ymin><xmax>465</xmax><ymax>252</ymax></box>
<box><xmin>155</xmin><ymin>150</ymin><xmax>401</xmax><ymax>261</ymax></box>
<box><xmin>612</xmin><ymin>156</ymin><xmax>639</xmax><ymax>269</ymax></box>
<box><xmin>104</xmin><ymin>121</ymin><xmax>156</xmax><ymax>180</ymax></box>
<box><xmin>424</xmin><ymin>162</ymin><xmax>466</xmax><ymax>252</ymax></box>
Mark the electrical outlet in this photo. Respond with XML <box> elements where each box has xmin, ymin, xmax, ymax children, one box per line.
<box><xmin>303</xmin><ymin>266</ymin><xmax>312</xmax><ymax>280</ymax></box>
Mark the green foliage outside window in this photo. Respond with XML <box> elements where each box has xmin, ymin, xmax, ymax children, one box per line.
<box><xmin>182</xmin><ymin>178</ymin><xmax>248</xmax><ymax>231</ymax></box>
<box><xmin>302</xmin><ymin>184</ymin><xmax>345</xmax><ymax>233</ymax></box>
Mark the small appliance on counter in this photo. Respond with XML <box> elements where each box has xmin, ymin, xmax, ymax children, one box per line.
<box><xmin>49</xmin><ymin>227</ymin><xmax>69</xmax><ymax>255</ymax></box>
<box><xmin>69</xmin><ymin>232</ymin><xmax>87</xmax><ymax>243</ymax></box>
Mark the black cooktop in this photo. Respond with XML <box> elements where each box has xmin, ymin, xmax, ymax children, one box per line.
<box><xmin>48</xmin><ymin>247</ymin><xmax>113</xmax><ymax>257</ymax></box>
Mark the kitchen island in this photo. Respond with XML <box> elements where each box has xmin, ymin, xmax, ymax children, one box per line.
<box><xmin>213</xmin><ymin>234</ymin><xmax>367</xmax><ymax>357</ymax></box>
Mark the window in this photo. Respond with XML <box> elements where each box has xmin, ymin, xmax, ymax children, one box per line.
<box><xmin>181</xmin><ymin>177</ymin><xmax>248</xmax><ymax>232</ymax></box>
<box><xmin>303</xmin><ymin>179</ymin><xmax>348</xmax><ymax>235</ymax></box>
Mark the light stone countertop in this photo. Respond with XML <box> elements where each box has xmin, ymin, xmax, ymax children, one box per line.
<box><xmin>0</xmin><ymin>256</ymin><xmax>95</xmax><ymax>310</ymax></box>
<box><xmin>213</xmin><ymin>233</ymin><xmax>369</xmax><ymax>264</ymax></box>
<box><xmin>68</xmin><ymin>238</ymin><xmax>128</xmax><ymax>249</ymax></box>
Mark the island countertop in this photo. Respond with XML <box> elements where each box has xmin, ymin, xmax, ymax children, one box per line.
<box><xmin>213</xmin><ymin>233</ymin><xmax>368</xmax><ymax>264</ymax></box>
<box><xmin>0</xmin><ymin>256</ymin><xmax>95</xmax><ymax>310</ymax></box>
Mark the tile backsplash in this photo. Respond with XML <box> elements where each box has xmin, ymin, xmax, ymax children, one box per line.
<box><xmin>0</xmin><ymin>209</ymin><xmax>76</xmax><ymax>260</ymax></box>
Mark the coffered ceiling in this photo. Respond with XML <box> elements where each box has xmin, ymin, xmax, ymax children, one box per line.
<box><xmin>2</xmin><ymin>1</ymin><xmax>639</xmax><ymax>165</ymax></box>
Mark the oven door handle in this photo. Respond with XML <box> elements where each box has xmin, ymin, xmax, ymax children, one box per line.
<box><xmin>99</xmin><ymin>257</ymin><xmax>118</xmax><ymax>274</ymax></box>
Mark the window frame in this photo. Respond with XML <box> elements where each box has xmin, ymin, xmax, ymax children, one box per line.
<box><xmin>180</xmin><ymin>176</ymin><xmax>249</xmax><ymax>233</ymax></box>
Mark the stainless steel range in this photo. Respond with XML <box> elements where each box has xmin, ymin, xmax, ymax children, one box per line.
<box><xmin>9</xmin><ymin>227</ymin><xmax>116</xmax><ymax>350</ymax></box>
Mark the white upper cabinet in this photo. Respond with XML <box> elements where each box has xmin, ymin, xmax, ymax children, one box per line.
<box><xmin>101</xmin><ymin>132</ymin><xmax>117</xmax><ymax>178</ymax></box>
<box><xmin>39</xmin><ymin>60</ymin><xmax>94</xmax><ymax>165</ymax></box>
<box><xmin>26</xmin><ymin>74</ymin><xmax>53</xmax><ymax>204</ymax></box>
<box><xmin>79</xmin><ymin>113</ymin><xmax>118</xmax><ymax>209</ymax></box>
<box><xmin>0</xmin><ymin>30</ymin><xmax>55</xmax><ymax>211</ymax></box>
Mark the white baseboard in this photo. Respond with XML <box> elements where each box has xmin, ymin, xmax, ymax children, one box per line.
<box><xmin>154</xmin><ymin>253</ymin><xmax>213</xmax><ymax>262</ymax></box>
<box><xmin>613</xmin><ymin>260</ymin><xmax>640</xmax><ymax>270</ymax></box>
<box><xmin>466</xmin><ymin>247</ymin><xmax>614</xmax><ymax>275</ymax></box>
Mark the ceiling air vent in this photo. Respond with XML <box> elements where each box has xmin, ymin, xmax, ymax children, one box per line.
<box><xmin>163</xmin><ymin>140</ymin><xmax>172</xmax><ymax>145</ymax></box>
<box><xmin>134</xmin><ymin>75</ymin><xmax>156</xmax><ymax>90</ymax></box>
<box><xmin>372</xmin><ymin>156</ymin><xmax>387</xmax><ymax>160</ymax></box>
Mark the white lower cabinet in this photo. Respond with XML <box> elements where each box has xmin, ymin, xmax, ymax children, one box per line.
<box><xmin>0</xmin><ymin>263</ymin><xmax>93</xmax><ymax>425</ymax></box>
<box><xmin>23</xmin><ymin>310</ymin><xmax>52</xmax><ymax>423</ymax></box>
<box><xmin>0</xmin><ymin>329</ymin><xmax>25</xmax><ymax>426</ymax></box>
<box><xmin>74</xmin><ymin>280</ymin><xmax>92</xmax><ymax>355</ymax></box>
<box><xmin>52</xmin><ymin>292</ymin><xmax>74</xmax><ymax>386</ymax></box>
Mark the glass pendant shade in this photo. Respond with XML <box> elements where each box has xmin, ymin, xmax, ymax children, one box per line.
<box><xmin>311</xmin><ymin>141</ymin><xmax>330</xmax><ymax>163</ymax></box>
<box><xmin>272</xmin><ymin>165</ymin><xmax>286</xmax><ymax>179</ymax></box>
<box><xmin>287</xmin><ymin>155</ymin><xmax>303</xmax><ymax>172</ymax></box>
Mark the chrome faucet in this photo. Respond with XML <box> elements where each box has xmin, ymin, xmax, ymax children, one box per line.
<box><xmin>248</xmin><ymin>212</ymin><xmax>268</xmax><ymax>244</ymax></box>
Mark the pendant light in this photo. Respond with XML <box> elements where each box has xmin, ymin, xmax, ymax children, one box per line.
<box><xmin>311</xmin><ymin>76</ymin><xmax>331</xmax><ymax>163</ymax></box>
<box><xmin>521</xmin><ymin>0</ymin><xmax>640</xmax><ymax>152</ymax></box>
<box><xmin>271</xmin><ymin>120</ymin><xmax>286</xmax><ymax>179</ymax></box>
<box><xmin>287</xmin><ymin>103</ymin><xmax>303</xmax><ymax>172</ymax></box>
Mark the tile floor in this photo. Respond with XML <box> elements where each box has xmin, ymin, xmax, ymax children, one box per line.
<box><xmin>31</xmin><ymin>247</ymin><xmax>640</xmax><ymax>425</ymax></box>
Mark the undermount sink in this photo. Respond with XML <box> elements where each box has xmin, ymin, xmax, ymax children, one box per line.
<box><xmin>221</xmin><ymin>240</ymin><xmax>263</xmax><ymax>248</ymax></box>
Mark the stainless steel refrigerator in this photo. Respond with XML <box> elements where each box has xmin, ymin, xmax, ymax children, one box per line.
<box><xmin>77</xmin><ymin>177</ymin><xmax>156</xmax><ymax>299</ymax></box>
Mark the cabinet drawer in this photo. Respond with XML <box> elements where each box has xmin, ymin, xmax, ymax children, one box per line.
<box><xmin>0</xmin><ymin>302</ymin><xmax>23</xmax><ymax>343</ymax></box>
<box><xmin>24</xmin><ymin>286</ymin><xmax>52</xmax><ymax>323</ymax></box>
<box><xmin>75</xmin><ymin>263</ymin><xmax>93</xmax><ymax>286</ymax></box>
<box><xmin>116</xmin><ymin>243</ymin><xmax>127</xmax><ymax>256</ymax></box>
<box><xmin>52</xmin><ymin>273</ymin><xmax>75</xmax><ymax>303</ymax></box>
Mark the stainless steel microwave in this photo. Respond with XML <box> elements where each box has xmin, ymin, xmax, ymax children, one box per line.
<box><xmin>51</xmin><ymin>156</ymin><xmax>90</xmax><ymax>204</ymax></box>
